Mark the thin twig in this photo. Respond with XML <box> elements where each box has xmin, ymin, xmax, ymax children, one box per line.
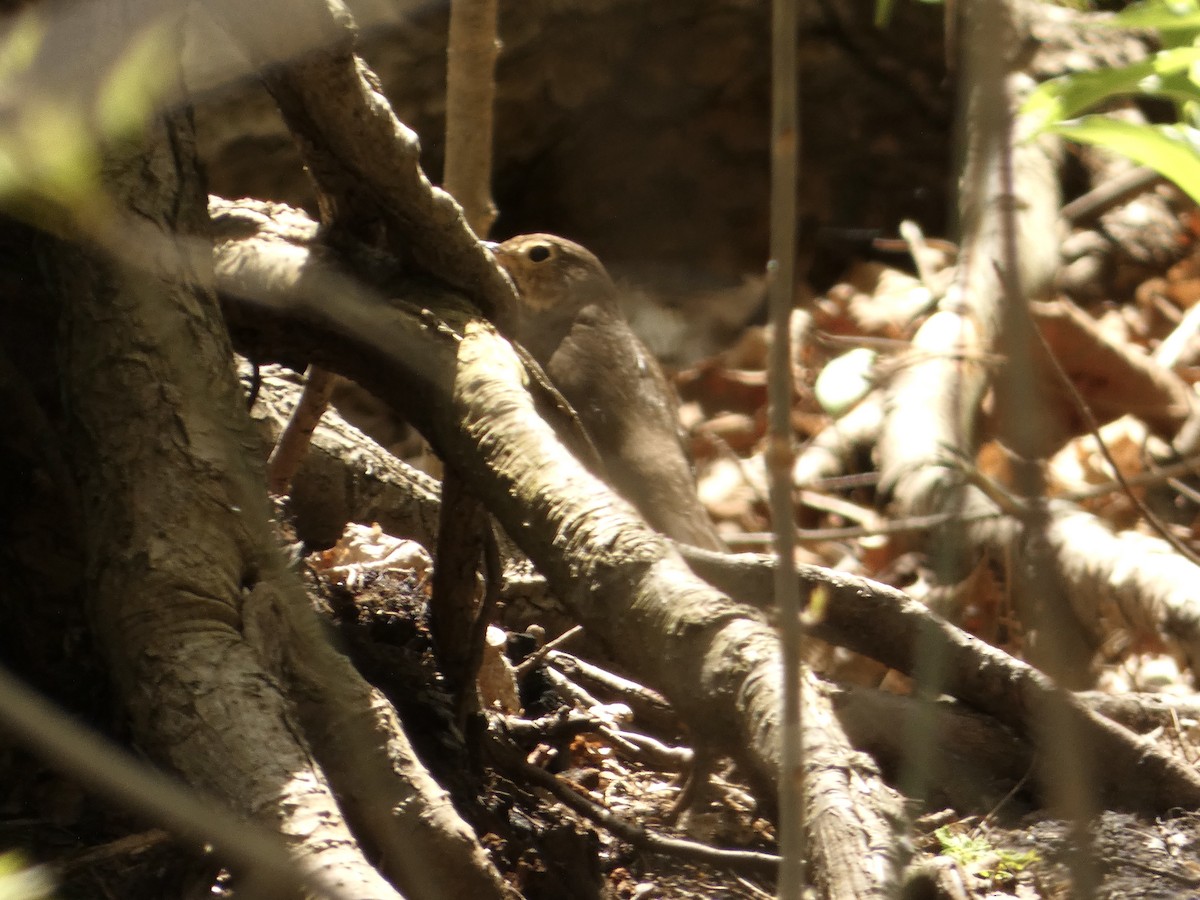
<box><xmin>797</xmin><ymin>471</ymin><xmax>880</xmax><ymax>491</ymax></box>
<box><xmin>1061</xmin><ymin>165</ymin><xmax>1162</xmax><ymax>226</ymax></box>
<box><xmin>1031</xmin><ymin>325</ymin><xmax>1200</xmax><ymax>569</ymax></box>
<box><xmin>545</xmin><ymin>649</ymin><xmax>679</xmax><ymax>733</ymax></box>
<box><xmin>1063</xmin><ymin>451</ymin><xmax>1200</xmax><ymax>502</ymax></box>
<box><xmin>489</xmin><ymin>729</ymin><xmax>780</xmax><ymax>878</ymax></box>
<box><xmin>57</xmin><ymin>830</ymin><xmax>172</xmax><ymax>873</ymax></box>
<box><xmin>266</xmin><ymin>365</ymin><xmax>338</xmax><ymax>494</ymax></box>
<box><xmin>444</xmin><ymin>0</ymin><xmax>499</xmax><ymax>237</ymax></box>
<box><xmin>729</xmin><ymin>507</ymin><xmax>1003</xmax><ymax>547</ymax></box>
<box><xmin>513</xmin><ymin>624</ymin><xmax>582</xmax><ymax>677</ymax></box>
<box><xmin>993</xmin><ymin>32</ymin><xmax>1101</xmax><ymax>892</ymax></box>
<box><xmin>457</xmin><ymin>525</ymin><xmax>504</xmax><ymax>731</ymax></box>
<box><xmin>599</xmin><ymin>726</ymin><xmax>693</xmax><ymax>770</ymax></box>
<box><xmin>432</xmin><ymin>0</ymin><xmax>503</xmax><ymax>725</ymax></box>
<box><xmin>766</xmin><ymin>0</ymin><xmax>803</xmax><ymax>893</ymax></box>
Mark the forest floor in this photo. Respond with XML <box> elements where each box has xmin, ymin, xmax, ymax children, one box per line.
<box><xmin>10</xmin><ymin>189</ymin><xmax>1200</xmax><ymax>897</ymax></box>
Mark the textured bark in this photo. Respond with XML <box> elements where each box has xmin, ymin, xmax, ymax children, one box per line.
<box><xmin>249</xmin><ymin>364</ymin><xmax>444</xmax><ymax>549</ymax></box>
<box><xmin>205</xmin><ymin>0</ymin><xmax>517</xmax><ymax>323</ymax></box>
<box><xmin>214</xmin><ymin>203</ymin><xmax>905</xmax><ymax>895</ymax></box>
<box><xmin>967</xmin><ymin>506</ymin><xmax>1200</xmax><ymax>674</ymax></box>
<box><xmin>800</xmin><ymin>672</ymin><xmax>901</xmax><ymax>900</ymax></box>
<box><xmin>40</xmin><ymin>5</ymin><xmax>509</xmax><ymax>896</ymax></box>
<box><xmin>430</xmin><ymin>0</ymin><xmax>502</xmax><ymax>713</ymax></box>
<box><xmin>679</xmin><ymin>547</ymin><xmax>1200</xmax><ymax>814</ymax></box>
<box><xmin>53</xmin><ymin>136</ymin><xmax>402</xmax><ymax>900</ymax></box>
<box><xmin>828</xmin><ymin>683</ymin><xmax>1033</xmax><ymax>812</ymax></box>
<box><xmin>214</xmin><ymin>206</ymin><xmax>773</xmax><ymax>755</ymax></box>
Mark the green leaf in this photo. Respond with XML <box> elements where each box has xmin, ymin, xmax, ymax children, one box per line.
<box><xmin>0</xmin><ymin>97</ymin><xmax>99</xmax><ymax>212</ymax></box>
<box><xmin>20</xmin><ymin>100</ymin><xmax>100</xmax><ymax>204</ymax></box>
<box><xmin>1022</xmin><ymin>48</ymin><xmax>1200</xmax><ymax>133</ymax></box>
<box><xmin>935</xmin><ymin>826</ymin><xmax>991</xmax><ymax>863</ymax></box>
<box><xmin>96</xmin><ymin>21</ymin><xmax>174</xmax><ymax>141</ymax></box>
<box><xmin>0</xmin><ymin>10</ymin><xmax>44</xmax><ymax>83</ymax></box>
<box><xmin>1109</xmin><ymin>0</ymin><xmax>1200</xmax><ymax>33</ymax></box>
<box><xmin>1048</xmin><ymin>117</ymin><xmax>1200</xmax><ymax>204</ymax></box>
<box><xmin>0</xmin><ymin>852</ymin><xmax>53</xmax><ymax>900</ymax></box>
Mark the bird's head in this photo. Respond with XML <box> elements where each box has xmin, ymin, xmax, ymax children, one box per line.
<box><xmin>489</xmin><ymin>233</ymin><xmax>616</xmax><ymax>315</ymax></box>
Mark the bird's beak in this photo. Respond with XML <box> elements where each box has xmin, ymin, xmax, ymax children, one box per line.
<box><xmin>482</xmin><ymin>241</ymin><xmax>500</xmax><ymax>251</ymax></box>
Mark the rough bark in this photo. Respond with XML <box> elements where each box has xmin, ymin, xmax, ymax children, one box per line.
<box><xmin>679</xmin><ymin>547</ymin><xmax>1200</xmax><ymax>814</ymax></box>
<box><xmin>828</xmin><ymin>683</ymin><xmax>1033</xmax><ymax>812</ymax></box>
<box><xmin>800</xmin><ymin>671</ymin><xmax>901</xmax><ymax>900</ymax></box>
<box><xmin>52</xmin><ymin>134</ymin><xmax>403</xmax><ymax>900</ymax></box>
<box><xmin>37</xmin><ymin>4</ymin><xmax>509</xmax><ymax>897</ymax></box>
<box><xmin>205</xmin><ymin>0</ymin><xmax>517</xmax><ymax>323</ymax></box>
<box><xmin>249</xmin><ymin>363</ymin><xmax>444</xmax><ymax>549</ymax></box>
<box><xmin>431</xmin><ymin>0</ymin><xmax>502</xmax><ymax>718</ymax></box>
<box><xmin>259</xmin><ymin>347</ymin><xmax>1200</xmax><ymax>819</ymax></box>
<box><xmin>966</xmin><ymin>507</ymin><xmax>1200</xmax><ymax>673</ymax></box>
<box><xmin>213</xmin><ymin>202</ymin><xmax>906</xmax><ymax>895</ymax></box>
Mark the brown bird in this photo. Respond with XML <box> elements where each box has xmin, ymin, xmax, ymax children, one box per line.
<box><xmin>491</xmin><ymin>233</ymin><xmax>725</xmax><ymax>552</ymax></box>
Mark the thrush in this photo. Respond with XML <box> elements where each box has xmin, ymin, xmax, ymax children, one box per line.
<box><xmin>492</xmin><ymin>233</ymin><xmax>725</xmax><ymax>552</ymax></box>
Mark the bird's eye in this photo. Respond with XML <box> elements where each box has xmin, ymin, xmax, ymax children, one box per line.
<box><xmin>528</xmin><ymin>244</ymin><xmax>551</xmax><ymax>263</ymax></box>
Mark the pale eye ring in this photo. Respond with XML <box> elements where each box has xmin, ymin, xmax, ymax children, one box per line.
<box><xmin>528</xmin><ymin>244</ymin><xmax>551</xmax><ymax>263</ymax></box>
